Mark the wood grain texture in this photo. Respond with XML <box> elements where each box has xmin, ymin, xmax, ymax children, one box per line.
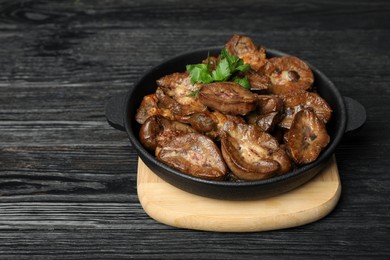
<box><xmin>0</xmin><ymin>0</ymin><xmax>389</xmax><ymax>258</ymax></box>
<box><xmin>138</xmin><ymin>156</ymin><xmax>341</xmax><ymax>232</ymax></box>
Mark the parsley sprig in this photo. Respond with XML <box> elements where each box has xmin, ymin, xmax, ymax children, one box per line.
<box><xmin>186</xmin><ymin>48</ymin><xmax>251</xmax><ymax>89</ymax></box>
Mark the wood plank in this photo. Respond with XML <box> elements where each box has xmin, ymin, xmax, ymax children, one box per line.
<box><xmin>137</xmin><ymin>156</ymin><xmax>341</xmax><ymax>232</ymax></box>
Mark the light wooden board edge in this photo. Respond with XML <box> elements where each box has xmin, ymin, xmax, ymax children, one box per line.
<box><xmin>137</xmin><ymin>155</ymin><xmax>341</xmax><ymax>232</ymax></box>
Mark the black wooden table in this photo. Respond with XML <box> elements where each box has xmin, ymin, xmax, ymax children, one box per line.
<box><xmin>1</xmin><ymin>0</ymin><xmax>389</xmax><ymax>259</ymax></box>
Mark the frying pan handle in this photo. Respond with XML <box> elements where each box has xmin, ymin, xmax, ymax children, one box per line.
<box><xmin>105</xmin><ymin>93</ymin><xmax>126</xmax><ymax>131</ymax></box>
<box><xmin>344</xmin><ymin>96</ymin><xmax>366</xmax><ymax>133</ymax></box>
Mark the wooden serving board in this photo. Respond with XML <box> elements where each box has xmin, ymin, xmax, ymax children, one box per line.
<box><xmin>137</xmin><ymin>155</ymin><xmax>341</xmax><ymax>232</ymax></box>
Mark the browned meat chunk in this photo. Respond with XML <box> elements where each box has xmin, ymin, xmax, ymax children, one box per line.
<box><xmin>198</xmin><ymin>82</ymin><xmax>257</xmax><ymax>115</ymax></box>
<box><xmin>263</xmin><ymin>56</ymin><xmax>314</xmax><ymax>95</ymax></box>
<box><xmin>176</xmin><ymin>110</ymin><xmax>245</xmax><ymax>140</ymax></box>
<box><xmin>139</xmin><ymin>115</ymin><xmax>197</xmax><ymax>151</ymax></box>
<box><xmin>207</xmin><ymin>111</ymin><xmax>246</xmax><ymax>140</ymax></box>
<box><xmin>245</xmin><ymin>70</ymin><xmax>270</xmax><ymax>91</ymax></box>
<box><xmin>256</xmin><ymin>95</ymin><xmax>284</xmax><ymax>114</ymax></box>
<box><xmin>175</xmin><ymin>111</ymin><xmax>217</xmax><ymax>133</ymax></box>
<box><xmin>279</xmin><ymin>90</ymin><xmax>332</xmax><ymax>129</ymax></box>
<box><xmin>225</xmin><ymin>34</ymin><xmax>267</xmax><ymax>71</ymax></box>
<box><xmin>246</xmin><ymin>111</ymin><xmax>281</xmax><ymax>133</ymax></box>
<box><xmin>156</xmin><ymin>72</ymin><xmax>207</xmax><ymax>116</ymax></box>
<box><xmin>221</xmin><ymin>122</ymin><xmax>291</xmax><ymax>180</ymax></box>
<box><xmin>156</xmin><ymin>133</ymin><xmax>227</xmax><ymax>180</ymax></box>
<box><xmin>245</xmin><ymin>95</ymin><xmax>283</xmax><ymax>132</ymax></box>
<box><xmin>135</xmin><ymin>94</ymin><xmax>160</xmax><ymax>124</ymax></box>
<box><xmin>287</xmin><ymin>109</ymin><xmax>330</xmax><ymax>164</ymax></box>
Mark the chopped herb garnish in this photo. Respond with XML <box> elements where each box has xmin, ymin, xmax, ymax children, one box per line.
<box><xmin>232</xmin><ymin>76</ymin><xmax>251</xmax><ymax>90</ymax></box>
<box><xmin>186</xmin><ymin>48</ymin><xmax>251</xmax><ymax>89</ymax></box>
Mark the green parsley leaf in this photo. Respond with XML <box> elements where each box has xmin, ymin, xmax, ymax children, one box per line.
<box><xmin>212</xmin><ymin>58</ymin><xmax>231</xmax><ymax>81</ymax></box>
<box><xmin>221</xmin><ymin>48</ymin><xmax>238</xmax><ymax>71</ymax></box>
<box><xmin>186</xmin><ymin>47</ymin><xmax>252</xmax><ymax>89</ymax></box>
<box><xmin>186</xmin><ymin>64</ymin><xmax>213</xmax><ymax>84</ymax></box>
<box><xmin>220</xmin><ymin>47</ymin><xmax>250</xmax><ymax>73</ymax></box>
<box><xmin>235</xmin><ymin>60</ymin><xmax>251</xmax><ymax>72</ymax></box>
<box><xmin>232</xmin><ymin>76</ymin><xmax>251</xmax><ymax>90</ymax></box>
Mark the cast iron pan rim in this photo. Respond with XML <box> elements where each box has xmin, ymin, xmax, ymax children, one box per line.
<box><xmin>124</xmin><ymin>46</ymin><xmax>347</xmax><ymax>188</ymax></box>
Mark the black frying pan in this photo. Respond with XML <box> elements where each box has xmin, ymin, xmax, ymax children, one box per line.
<box><xmin>105</xmin><ymin>47</ymin><xmax>366</xmax><ymax>200</ymax></box>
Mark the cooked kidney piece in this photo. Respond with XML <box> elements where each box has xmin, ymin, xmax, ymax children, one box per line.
<box><xmin>279</xmin><ymin>90</ymin><xmax>333</xmax><ymax>129</ymax></box>
<box><xmin>176</xmin><ymin>112</ymin><xmax>217</xmax><ymax>133</ymax></box>
<box><xmin>156</xmin><ymin>133</ymin><xmax>227</xmax><ymax>180</ymax></box>
<box><xmin>156</xmin><ymin>72</ymin><xmax>207</xmax><ymax>116</ymax></box>
<box><xmin>135</xmin><ymin>94</ymin><xmax>161</xmax><ymax>124</ymax></box>
<box><xmin>221</xmin><ymin>122</ymin><xmax>291</xmax><ymax>180</ymax></box>
<box><xmin>245</xmin><ymin>95</ymin><xmax>284</xmax><ymax>132</ymax></box>
<box><xmin>198</xmin><ymin>82</ymin><xmax>257</xmax><ymax>115</ymax></box>
<box><xmin>224</xmin><ymin>34</ymin><xmax>267</xmax><ymax>71</ymax></box>
<box><xmin>139</xmin><ymin>115</ymin><xmax>197</xmax><ymax>151</ymax></box>
<box><xmin>263</xmin><ymin>56</ymin><xmax>314</xmax><ymax>95</ymax></box>
<box><xmin>245</xmin><ymin>111</ymin><xmax>281</xmax><ymax>133</ymax></box>
<box><xmin>287</xmin><ymin>109</ymin><xmax>330</xmax><ymax>164</ymax></box>
<box><xmin>245</xmin><ymin>70</ymin><xmax>270</xmax><ymax>92</ymax></box>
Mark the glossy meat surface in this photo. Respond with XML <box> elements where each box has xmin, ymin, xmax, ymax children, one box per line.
<box><xmin>135</xmin><ymin>94</ymin><xmax>160</xmax><ymax>124</ymax></box>
<box><xmin>225</xmin><ymin>34</ymin><xmax>267</xmax><ymax>71</ymax></box>
<box><xmin>156</xmin><ymin>133</ymin><xmax>227</xmax><ymax>180</ymax></box>
<box><xmin>263</xmin><ymin>56</ymin><xmax>314</xmax><ymax>95</ymax></box>
<box><xmin>280</xmin><ymin>90</ymin><xmax>332</xmax><ymax>129</ymax></box>
<box><xmin>221</xmin><ymin>122</ymin><xmax>291</xmax><ymax>180</ymax></box>
<box><xmin>139</xmin><ymin>115</ymin><xmax>197</xmax><ymax>151</ymax></box>
<box><xmin>287</xmin><ymin>109</ymin><xmax>330</xmax><ymax>164</ymax></box>
<box><xmin>245</xmin><ymin>95</ymin><xmax>283</xmax><ymax>132</ymax></box>
<box><xmin>198</xmin><ymin>82</ymin><xmax>257</xmax><ymax>115</ymax></box>
<box><xmin>156</xmin><ymin>72</ymin><xmax>207</xmax><ymax>116</ymax></box>
<box><xmin>245</xmin><ymin>70</ymin><xmax>270</xmax><ymax>91</ymax></box>
<box><xmin>246</xmin><ymin>111</ymin><xmax>281</xmax><ymax>132</ymax></box>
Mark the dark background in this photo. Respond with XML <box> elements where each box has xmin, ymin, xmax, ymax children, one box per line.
<box><xmin>0</xmin><ymin>0</ymin><xmax>389</xmax><ymax>259</ymax></box>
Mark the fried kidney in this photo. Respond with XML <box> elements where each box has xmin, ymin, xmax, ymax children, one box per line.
<box><xmin>174</xmin><ymin>111</ymin><xmax>217</xmax><ymax>133</ymax></box>
<box><xmin>135</xmin><ymin>94</ymin><xmax>160</xmax><ymax>124</ymax></box>
<box><xmin>225</xmin><ymin>34</ymin><xmax>268</xmax><ymax>71</ymax></box>
<box><xmin>139</xmin><ymin>115</ymin><xmax>197</xmax><ymax>151</ymax></box>
<box><xmin>207</xmin><ymin>111</ymin><xmax>246</xmax><ymax>140</ymax></box>
<box><xmin>287</xmin><ymin>109</ymin><xmax>330</xmax><ymax>164</ymax></box>
<box><xmin>221</xmin><ymin>122</ymin><xmax>291</xmax><ymax>180</ymax></box>
<box><xmin>245</xmin><ymin>95</ymin><xmax>283</xmax><ymax>132</ymax></box>
<box><xmin>279</xmin><ymin>90</ymin><xmax>333</xmax><ymax>129</ymax></box>
<box><xmin>245</xmin><ymin>70</ymin><xmax>270</xmax><ymax>92</ymax></box>
<box><xmin>256</xmin><ymin>95</ymin><xmax>284</xmax><ymax>114</ymax></box>
<box><xmin>198</xmin><ymin>82</ymin><xmax>257</xmax><ymax>115</ymax></box>
<box><xmin>263</xmin><ymin>56</ymin><xmax>314</xmax><ymax>95</ymax></box>
<box><xmin>156</xmin><ymin>72</ymin><xmax>207</xmax><ymax>116</ymax></box>
<box><xmin>176</xmin><ymin>110</ymin><xmax>245</xmax><ymax>140</ymax></box>
<box><xmin>135</xmin><ymin>93</ymin><xmax>175</xmax><ymax>124</ymax></box>
<box><xmin>245</xmin><ymin>112</ymin><xmax>281</xmax><ymax>133</ymax></box>
<box><xmin>155</xmin><ymin>133</ymin><xmax>227</xmax><ymax>180</ymax></box>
